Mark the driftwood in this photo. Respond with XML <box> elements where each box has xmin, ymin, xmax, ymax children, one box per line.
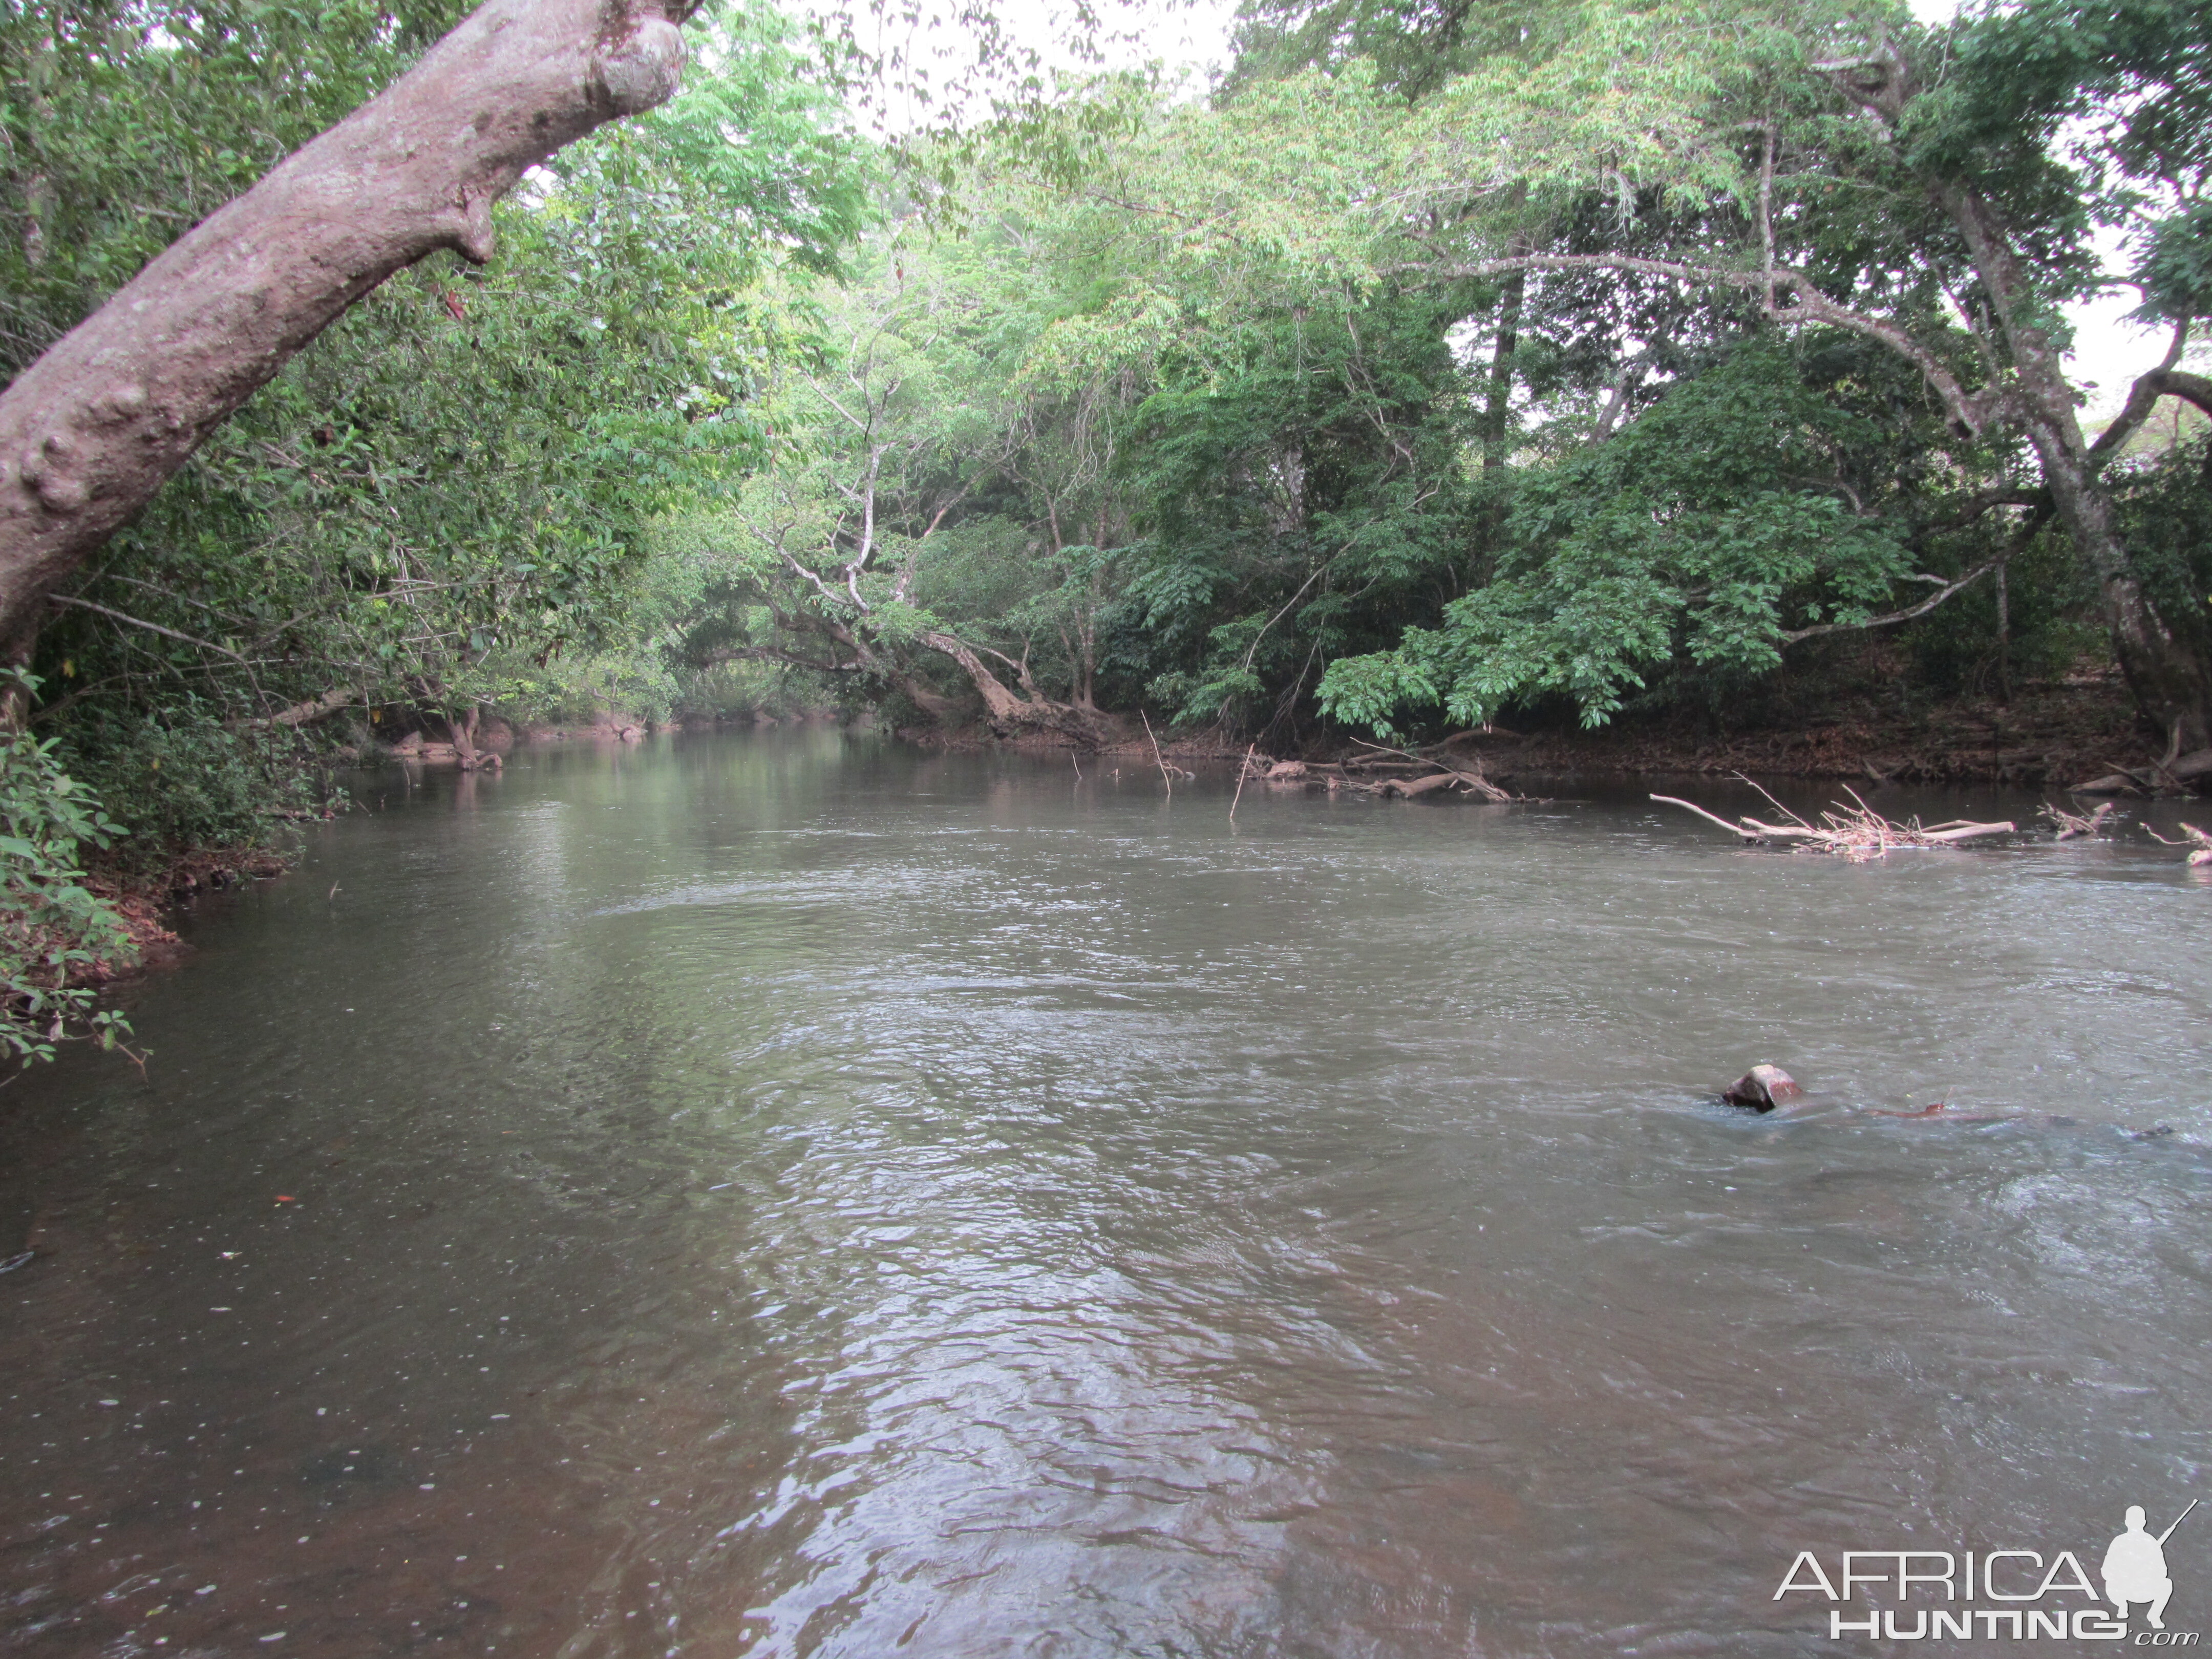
<box><xmin>2073</xmin><ymin>744</ymin><xmax>2212</xmax><ymax>796</ymax></box>
<box><xmin>1349</xmin><ymin>738</ymin><xmax>1516</xmax><ymax>802</ymax></box>
<box><xmin>2040</xmin><ymin>800</ymin><xmax>2118</xmax><ymax>839</ymax></box>
<box><xmin>1653</xmin><ymin>779</ymin><xmax>2013</xmax><ymax>858</ymax></box>
<box><xmin>1383</xmin><ymin>771</ymin><xmax>1463</xmax><ymax>799</ymax></box>
<box><xmin>2145</xmin><ymin>823</ymin><xmax>2212</xmax><ymax>867</ymax></box>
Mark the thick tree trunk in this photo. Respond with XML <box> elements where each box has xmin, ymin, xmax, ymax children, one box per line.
<box><xmin>917</xmin><ymin>629</ymin><xmax>1107</xmax><ymax>747</ymax></box>
<box><xmin>2023</xmin><ymin>415</ymin><xmax>2211</xmax><ymax>749</ymax></box>
<box><xmin>1938</xmin><ymin>182</ymin><xmax>2212</xmax><ymax>751</ymax></box>
<box><xmin>886</xmin><ymin>666</ymin><xmax>958</xmax><ymax>724</ymax></box>
<box><xmin>0</xmin><ymin>0</ymin><xmax>691</xmax><ymax>643</ymax></box>
<box><xmin>1481</xmin><ymin>269</ymin><xmax>1524</xmax><ymax>477</ymax></box>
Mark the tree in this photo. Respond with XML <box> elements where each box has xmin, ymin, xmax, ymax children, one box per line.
<box><xmin>1365</xmin><ymin>0</ymin><xmax>2212</xmax><ymax>746</ymax></box>
<box><xmin>672</xmin><ymin>228</ymin><xmax>1128</xmax><ymax>744</ymax></box>
<box><xmin>1084</xmin><ymin>0</ymin><xmax>2208</xmax><ymax>749</ymax></box>
<box><xmin>33</xmin><ymin>6</ymin><xmax>865</xmax><ymax>778</ymax></box>
<box><xmin>0</xmin><ymin>0</ymin><xmax>697</xmax><ymax>660</ymax></box>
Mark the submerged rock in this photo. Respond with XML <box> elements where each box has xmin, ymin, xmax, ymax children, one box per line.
<box><xmin>1722</xmin><ymin>1064</ymin><xmax>1803</xmax><ymax>1112</ymax></box>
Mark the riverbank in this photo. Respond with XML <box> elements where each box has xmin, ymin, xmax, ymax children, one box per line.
<box><xmin>898</xmin><ymin>675</ymin><xmax>2182</xmax><ymax>792</ymax></box>
<box><xmin>70</xmin><ymin>845</ymin><xmax>295</xmax><ymax>987</ymax></box>
<box><xmin>44</xmin><ymin>673</ymin><xmax>2186</xmax><ymax>1011</ymax></box>
<box><xmin>1430</xmin><ymin>677</ymin><xmax>2161</xmax><ymax>790</ymax></box>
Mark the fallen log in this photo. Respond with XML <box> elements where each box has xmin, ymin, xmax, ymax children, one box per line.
<box><xmin>2073</xmin><ymin>747</ymin><xmax>2212</xmax><ymax>795</ymax></box>
<box><xmin>2071</xmin><ymin>771</ymin><xmax>2143</xmax><ymax>796</ymax></box>
<box><xmin>1380</xmin><ymin>770</ymin><xmax>1460</xmax><ymax>798</ymax></box>
<box><xmin>1350</xmin><ymin>737</ymin><xmax>1516</xmax><ymax>802</ymax></box>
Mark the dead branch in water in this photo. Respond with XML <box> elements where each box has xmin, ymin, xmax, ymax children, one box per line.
<box><xmin>1346</xmin><ymin>737</ymin><xmax>1517</xmax><ymax>802</ymax></box>
<box><xmin>1229</xmin><ymin>742</ymin><xmax>1255</xmax><ymax>823</ymax></box>
<box><xmin>1142</xmin><ymin>710</ymin><xmax>1173</xmax><ymax>798</ymax></box>
<box><xmin>2145</xmin><ymin>822</ymin><xmax>2212</xmax><ymax>866</ymax></box>
<box><xmin>2040</xmin><ymin>799</ymin><xmax>2116</xmax><ymax>839</ymax></box>
<box><xmin>1652</xmin><ymin>778</ymin><xmax>2013</xmax><ymax>858</ymax></box>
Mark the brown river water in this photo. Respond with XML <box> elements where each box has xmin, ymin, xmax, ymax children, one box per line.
<box><xmin>3</xmin><ymin>730</ymin><xmax>2210</xmax><ymax>1657</ymax></box>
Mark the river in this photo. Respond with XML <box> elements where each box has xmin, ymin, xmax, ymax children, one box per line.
<box><xmin>4</xmin><ymin>730</ymin><xmax>2210</xmax><ymax>1656</ymax></box>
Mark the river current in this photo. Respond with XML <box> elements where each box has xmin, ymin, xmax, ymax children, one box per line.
<box><xmin>3</xmin><ymin>730</ymin><xmax>2209</xmax><ymax>1657</ymax></box>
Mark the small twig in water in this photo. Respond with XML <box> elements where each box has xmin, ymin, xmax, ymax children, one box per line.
<box><xmin>1142</xmin><ymin>710</ymin><xmax>1173</xmax><ymax>799</ymax></box>
<box><xmin>1734</xmin><ymin>772</ymin><xmax>1814</xmax><ymax>830</ymax></box>
<box><xmin>1230</xmin><ymin>742</ymin><xmax>1255</xmax><ymax>824</ymax></box>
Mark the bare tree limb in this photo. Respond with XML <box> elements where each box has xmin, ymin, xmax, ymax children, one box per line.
<box><xmin>2089</xmin><ymin>321</ymin><xmax>2193</xmax><ymax>459</ymax></box>
<box><xmin>48</xmin><ymin>593</ymin><xmax>250</xmax><ymax>661</ymax></box>
<box><xmin>1780</xmin><ymin>554</ymin><xmax>2004</xmax><ymax>644</ymax></box>
<box><xmin>261</xmin><ymin>685</ymin><xmax>358</xmax><ymax>728</ymax></box>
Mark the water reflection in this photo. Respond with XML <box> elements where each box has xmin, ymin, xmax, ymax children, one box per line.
<box><xmin>2</xmin><ymin>734</ymin><xmax>2209</xmax><ymax>1656</ymax></box>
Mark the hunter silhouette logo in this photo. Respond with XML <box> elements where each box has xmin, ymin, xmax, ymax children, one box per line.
<box><xmin>2106</xmin><ymin>1501</ymin><xmax>2195</xmax><ymax>1631</ymax></box>
<box><xmin>1776</xmin><ymin>1497</ymin><xmax>2202</xmax><ymax>1642</ymax></box>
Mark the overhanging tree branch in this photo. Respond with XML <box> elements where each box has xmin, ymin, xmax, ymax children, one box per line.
<box><xmin>1782</xmin><ymin>498</ymin><xmax>2055</xmax><ymax>645</ymax></box>
<box><xmin>1780</xmin><ymin>556</ymin><xmax>2004</xmax><ymax>644</ymax></box>
<box><xmin>48</xmin><ymin>593</ymin><xmax>251</xmax><ymax>662</ymax></box>
<box><xmin>0</xmin><ymin>0</ymin><xmax>694</xmax><ymax>645</ymax></box>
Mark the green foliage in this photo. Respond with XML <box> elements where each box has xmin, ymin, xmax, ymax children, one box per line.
<box><xmin>24</xmin><ymin>2</ymin><xmax>870</xmax><ymax>835</ymax></box>
<box><xmin>9</xmin><ymin>0</ymin><xmax>2198</xmax><ymax>803</ymax></box>
<box><xmin>2111</xmin><ymin>434</ymin><xmax>2212</xmax><ymax>663</ymax></box>
<box><xmin>0</xmin><ymin>0</ymin><xmax>473</xmax><ymax>370</ymax></box>
<box><xmin>2134</xmin><ymin>200</ymin><xmax>2212</xmax><ymax>326</ymax></box>
<box><xmin>58</xmin><ymin>708</ymin><xmax>324</xmax><ymax>871</ymax></box>
<box><xmin>0</xmin><ymin>678</ymin><xmax>134</xmax><ymax>1067</ymax></box>
<box><xmin>1318</xmin><ymin>345</ymin><xmax>1922</xmax><ymax>731</ymax></box>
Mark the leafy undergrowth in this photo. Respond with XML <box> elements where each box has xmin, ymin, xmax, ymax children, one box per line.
<box><xmin>0</xmin><ymin>714</ymin><xmax>139</xmax><ymax>1069</ymax></box>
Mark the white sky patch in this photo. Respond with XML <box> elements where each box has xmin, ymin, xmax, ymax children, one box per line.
<box><xmin>793</xmin><ymin>0</ymin><xmax>1237</xmax><ymax>133</ymax></box>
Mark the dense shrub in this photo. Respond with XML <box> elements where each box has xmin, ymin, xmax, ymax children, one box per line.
<box><xmin>0</xmin><ymin>680</ymin><xmax>136</xmax><ymax>1066</ymax></box>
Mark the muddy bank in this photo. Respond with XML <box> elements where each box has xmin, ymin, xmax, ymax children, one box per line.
<box><xmin>69</xmin><ymin>846</ymin><xmax>296</xmax><ymax>988</ymax></box>
<box><xmin>1438</xmin><ymin>679</ymin><xmax>2158</xmax><ymax>789</ymax></box>
<box><xmin>913</xmin><ymin>678</ymin><xmax>2181</xmax><ymax>792</ymax></box>
<box><xmin>380</xmin><ymin>708</ymin><xmax>854</xmax><ymax>757</ymax></box>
